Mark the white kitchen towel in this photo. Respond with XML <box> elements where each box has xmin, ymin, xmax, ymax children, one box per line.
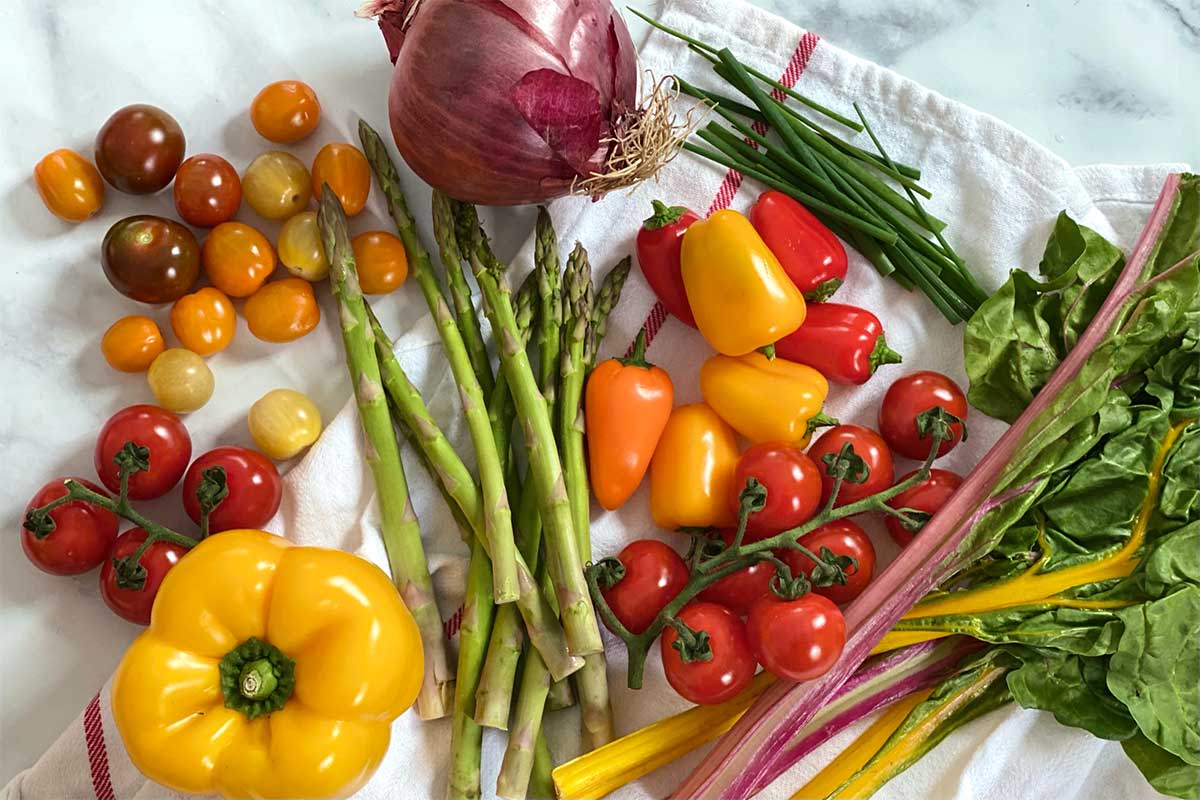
<box><xmin>3</xmin><ymin>0</ymin><xmax>1187</xmax><ymax>798</ymax></box>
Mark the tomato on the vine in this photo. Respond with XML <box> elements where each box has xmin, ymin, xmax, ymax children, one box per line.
<box><xmin>730</xmin><ymin>443</ymin><xmax>822</xmax><ymax>540</ymax></box>
<box><xmin>746</xmin><ymin>590</ymin><xmax>845</xmax><ymax>681</ymax></box>
<box><xmin>698</xmin><ymin>529</ymin><xmax>775</xmax><ymax>615</ymax></box>
<box><xmin>879</xmin><ymin>371</ymin><xmax>968</xmax><ymax>459</ymax></box>
<box><xmin>885</xmin><ymin>469</ymin><xmax>964</xmax><ymax>546</ymax></box>
<box><xmin>21</xmin><ymin>478</ymin><xmax>118</xmax><ymax>575</ymax></box>
<box><xmin>599</xmin><ymin>539</ymin><xmax>689</xmax><ymax>635</ymax></box>
<box><xmin>807</xmin><ymin>425</ymin><xmax>894</xmax><ymax>507</ymax></box>
<box><xmin>99</xmin><ymin>527</ymin><xmax>188</xmax><ymax>624</ymax></box>
<box><xmin>784</xmin><ymin>519</ymin><xmax>876</xmax><ymax>605</ymax></box>
<box><xmin>94</xmin><ymin>405</ymin><xmax>192</xmax><ymax>500</ymax></box>
<box><xmin>661</xmin><ymin>602</ymin><xmax>757</xmax><ymax>705</ymax></box>
<box><xmin>182</xmin><ymin>447</ymin><xmax>282</xmax><ymax>534</ymax></box>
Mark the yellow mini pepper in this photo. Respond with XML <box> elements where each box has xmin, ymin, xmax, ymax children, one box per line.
<box><xmin>700</xmin><ymin>352</ymin><xmax>832</xmax><ymax>445</ymax></box>
<box><xmin>112</xmin><ymin>529</ymin><xmax>423</xmax><ymax>800</ymax></box>
<box><xmin>680</xmin><ymin>209</ymin><xmax>806</xmax><ymax>355</ymax></box>
<box><xmin>649</xmin><ymin>403</ymin><xmax>740</xmax><ymax>530</ymax></box>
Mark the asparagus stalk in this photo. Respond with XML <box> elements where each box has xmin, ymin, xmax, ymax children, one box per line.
<box><xmin>497</xmin><ymin>647</ymin><xmax>553</xmax><ymax>800</ymax></box>
<box><xmin>546</xmin><ymin>674</ymin><xmax>576</xmax><ymax>711</ymax></box>
<box><xmin>359</xmin><ymin>120</ymin><xmax>520</xmax><ymax>606</ymax></box>
<box><xmin>534</xmin><ymin>207</ymin><xmax>563</xmax><ymax>402</ymax></box>
<box><xmin>445</xmin><ymin>195</ymin><xmax>604</xmax><ymax>658</ymax></box>
<box><xmin>441</xmin><ymin>216</ymin><xmax>493</xmax><ymax>399</ymax></box>
<box><xmin>529</xmin><ymin>734</ymin><xmax>555</xmax><ymax>800</ymax></box>
<box><xmin>316</xmin><ymin>187</ymin><xmax>452</xmax><ymax>720</ymax></box>
<box><xmin>448</xmin><ymin>538</ymin><xmax>496</xmax><ymax>800</ymax></box>
<box><xmin>586</xmin><ymin>256</ymin><xmax>632</xmax><ymax>367</ymax></box>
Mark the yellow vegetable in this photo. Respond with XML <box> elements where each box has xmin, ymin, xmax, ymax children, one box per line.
<box><xmin>700</xmin><ymin>352</ymin><xmax>831</xmax><ymax>445</ymax></box>
<box><xmin>147</xmin><ymin>348</ymin><xmax>213</xmax><ymax>413</ymax></box>
<box><xmin>249</xmin><ymin>388</ymin><xmax>323</xmax><ymax>459</ymax></box>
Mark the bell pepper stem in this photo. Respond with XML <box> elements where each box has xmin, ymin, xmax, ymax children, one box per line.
<box><xmin>619</xmin><ymin>329</ymin><xmax>652</xmax><ymax>369</ymax></box>
<box><xmin>869</xmin><ymin>334</ymin><xmax>904</xmax><ymax>372</ymax></box>
<box><xmin>239</xmin><ymin>659</ymin><xmax>279</xmax><ymax>699</ymax></box>
<box><xmin>643</xmin><ymin>199</ymin><xmax>688</xmax><ymax>230</ymax></box>
<box><xmin>805</xmin><ymin>410</ymin><xmax>841</xmax><ymax>438</ymax></box>
<box><xmin>219</xmin><ymin>637</ymin><xmax>295</xmax><ymax>719</ymax></box>
<box><xmin>804</xmin><ymin>277</ymin><xmax>843</xmax><ymax>303</ymax></box>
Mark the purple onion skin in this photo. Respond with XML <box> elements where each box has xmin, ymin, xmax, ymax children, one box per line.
<box><xmin>376</xmin><ymin>0</ymin><xmax>637</xmax><ymax>206</ymax></box>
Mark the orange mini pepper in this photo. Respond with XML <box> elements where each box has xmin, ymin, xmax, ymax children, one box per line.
<box><xmin>700</xmin><ymin>352</ymin><xmax>833</xmax><ymax>446</ymax></box>
<box><xmin>649</xmin><ymin>403</ymin><xmax>740</xmax><ymax>530</ymax></box>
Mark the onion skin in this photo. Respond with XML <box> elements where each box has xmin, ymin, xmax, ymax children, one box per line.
<box><xmin>372</xmin><ymin>0</ymin><xmax>637</xmax><ymax>205</ymax></box>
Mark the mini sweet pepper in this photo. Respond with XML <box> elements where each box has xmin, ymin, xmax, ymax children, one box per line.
<box><xmin>111</xmin><ymin>529</ymin><xmax>423</xmax><ymax>799</ymax></box>
<box><xmin>649</xmin><ymin>403</ymin><xmax>740</xmax><ymax>530</ymax></box>
<box><xmin>700</xmin><ymin>352</ymin><xmax>834</xmax><ymax>445</ymax></box>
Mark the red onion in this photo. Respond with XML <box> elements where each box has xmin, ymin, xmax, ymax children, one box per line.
<box><xmin>361</xmin><ymin>0</ymin><xmax>655</xmax><ymax>205</ymax></box>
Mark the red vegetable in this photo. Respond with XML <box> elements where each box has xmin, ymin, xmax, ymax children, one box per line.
<box><xmin>785</xmin><ymin>519</ymin><xmax>876</xmax><ymax>605</ymax></box>
<box><xmin>94</xmin><ymin>405</ymin><xmax>192</xmax><ymax>501</ymax></box>
<box><xmin>775</xmin><ymin>303</ymin><xmax>902</xmax><ymax>385</ymax></box>
<box><xmin>662</xmin><ymin>602</ymin><xmax>757</xmax><ymax>705</ymax></box>
<box><xmin>699</xmin><ymin>529</ymin><xmax>775</xmax><ymax>615</ymax></box>
<box><xmin>636</xmin><ymin>201</ymin><xmax>700</xmax><ymax>326</ymax></box>
<box><xmin>807</xmin><ymin>425</ymin><xmax>894</xmax><ymax>508</ymax></box>
<box><xmin>730</xmin><ymin>443</ymin><xmax>822</xmax><ymax>540</ymax></box>
<box><xmin>99</xmin><ymin>527</ymin><xmax>188</xmax><ymax>624</ymax></box>
<box><xmin>600</xmin><ymin>539</ymin><xmax>690</xmax><ymax>635</ymax></box>
<box><xmin>748</xmin><ymin>190</ymin><xmax>847</xmax><ymax>302</ymax></box>
<box><xmin>885</xmin><ymin>469</ymin><xmax>964</xmax><ymax>546</ymax></box>
<box><xmin>880</xmin><ymin>371</ymin><xmax>968</xmax><ymax>459</ymax></box>
<box><xmin>21</xmin><ymin>478</ymin><xmax>119</xmax><ymax>575</ymax></box>
<box><xmin>746</xmin><ymin>590</ymin><xmax>845</xmax><ymax>681</ymax></box>
<box><xmin>181</xmin><ymin>447</ymin><xmax>282</xmax><ymax>534</ymax></box>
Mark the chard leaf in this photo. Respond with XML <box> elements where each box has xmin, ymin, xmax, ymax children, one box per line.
<box><xmin>1159</xmin><ymin>423</ymin><xmax>1200</xmax><ymax>527</ymax></box>
<box><xmin>1134</xmin><ymin>522</ymin><xmax>1200</xmax><ymax>599</ymax></box>
<box><xmin>1006</xmin><ymin>647</ymin><xmax>1138</xmax><ymax>740</ymax></box>
<box><xmin>892</xmin><ymin>604</ymin><xmax>1125</xmax><ymax>656</ymax></box>
<box><xmin>1122</xmin><ymin>732</ymin><xmax>1200</xmax><ymax>799</ymax></box>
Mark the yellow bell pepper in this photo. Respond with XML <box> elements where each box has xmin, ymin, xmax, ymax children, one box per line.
<box><xmin>111</xmin><ymin>529</ymin><xmax>423</xmax><ymax>800</ymax></box>
<box><xmin>649</xmin><ymin>403</ymin><xmax>740</xmax><ymax>530</ymax></box>
<box><xmin>700</xmin><ymin>352</ymin><xmax>831</xmax><ymax>445</ymax></box>
<box><xmin>680</xmin><ymin>209</ymin><xmax>806</xmax><ymax>355</ymax></box>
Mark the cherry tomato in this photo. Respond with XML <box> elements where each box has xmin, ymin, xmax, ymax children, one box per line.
<box><xmin>661</xmin><ymin>602</ymin><xmax>757</xmax><ymax>705</ymax></box>
<box><xmin>101</xmin><ymin>315</ymin><xmax>164</xmax><ymax>372</ymax></box>
<box><xmin>730</xmin><ymin>443</ymin><xmax>822</xmax><ymax>540</ymax></box>
<box><xmin>94</xmin><ymin>104</ymin><xmax>185</xmax><ymax>194</ymax></box>
<box><xmin>698</xmin><ymin>528</ymin><xmax>775</xmax><ymax>615</ymax></box>
<box><xmin>94</xmin><ymin>405</ymin><xmax>192</xmax><ymax>501</ymax></box>
<box><xmin>746</xmin><ymin>591</ymin><xmax>845</xmax><ymax>681</ymax></box>
<box><xmin>21</xmin><ymin>478</ymin><xmax>118</xmax><ymax>575</ymax></box>
<box><xmin>807</xmin><ymin>425</ymin><xmax>894</xmax><ymax>507</ymax></box>
<box><xmin>202</xmin><ymin>221</ymin><xmax>276</xmax><ymax>298</ymax></box>
<box><xmin>250</xmin><ymin>80</ymin><xmax>321</xmax><ymax>144</ymax></box>
<box><xmin>34</xmin><ymin>149</ymin><xmax>105</xmax><ymax>222</ymax></box>
<box><xmin>599</xmin><ymin>540</ymin><xmax>689</xmax><ymax>635</ymax></box>
<box><xmin>181</xmin><ymin>447</ymin><xmax>282</xmax><ymax>533</ymax></box>
<box><xmin>879</xmin><ymin>371</ymin><xmax>968</xmax><ymax>460</ymax></box>
<box><xmin>99</xmin><ymin>527</ymin><xmax>188</xmax><ymax>624</ymax></box>
<box><xmin>102</xmin><ymin>215</ymin><xmax>200</xmax><ymax>304</ymax></box>
<box><xmin>170</xmin><ymin>287</ymin><xmax>236</xmax><ymax>356</ymax></box>
<box><xmin>351</xmin><ymin>231</ymin><xmax>409</xmax><ymax>294</ymax></box>
<box><xmin>885</xmin><ymin>469</ymin><xmax>964</xmax><ymax>546</ymax></box>
<box><xmin>311</xmin><ymin>143</ymin><xmax>370</xmax><ymax>216</ymax></box>
<box><xmin>278</xmin><ymin>211</ymin><xmax>329</xmax><ymax>281</ymax></box>
<box><xmin>248</xmin><ymin>388</ymin><xmax>323</xmax><ymax>459</ymax></box>
<box><xmin>173</xmin><ymin>154</ymin><xmax>241</xmax><ymax>227</ymax></box>
<box><xmin>243</xmin><ymin>278</ymin><xmax>320</xmax><ymax>342</ymax></box>
<box><xmin>147</xmin><ymin>349</ymin><xmax>214</xmax><ymax>414</ymax></box>
<box><xmin>783</xmin><ymin>520</ymin><xmax>876</xmax><ymax>605</ymax></box>
<box><xmin>243</xmin><ymin>151</ymin><xmax>311</xmax><ymax>220</ymax></box>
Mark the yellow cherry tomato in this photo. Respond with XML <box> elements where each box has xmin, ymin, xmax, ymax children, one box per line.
<box><xmin>311</xmin><ymin>143</ymin><xmax>370</xmax><ymax>217</ymax></box>
<box><xmin>250</xmin><ymin>80</ymin><xmax>321</xmax><ymax>144</ymax></box>
<box><xmin>351</xmin><ymin>231</ymin><xmax>409</xmax><ymax>295</ymax></box>
<box><xmin>170</xmin><ymin>287</ymin><xmax>236</xmax><ymax>356</ymax></box>
<box><xmin>244</xmin><ymin>278</ymin><xmax>320</xmax><ymax>343</ymax></box>
<box><xmin>101</xmin><ymin>315</ymin><xmax>164</xmax><ymax>372</ymax></box>
<box><xmin>34</xmin><ymin>149</ymin><xmax>105</xmax><ymax>222</ymax></box>
<box><xmin>148</xmin><ymin>348</ymin><xmax>214</xmax><ymax>413</ymax></box>
<box><xmin>202</xmin><ymin>222</ymin><xmax>276</xmax><ymax>298</ymax></box>
<box><xmin>277</xmin><ymin>211</ymin><xmax>329</xmax><ymax>281</ymax></box>
<box><xmin>243</xmin><ymin>152</ymin><xmax>311</xmax><ymax>221</ymax></box>
<box><xmin>249</xmin><ymin>388</ymin><xmax>323</xmax><ymax>459</ymax></box>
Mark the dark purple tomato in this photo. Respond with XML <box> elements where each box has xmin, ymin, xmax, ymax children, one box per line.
<box><xmin>95</xmin><ymin>104</ymin><xmax>186</xmax><ymax>194</ymax></box>
<box><xmin>102</xmin><ymin>215</ymin><xmax>200</xmax><ymax>304</ymax></box>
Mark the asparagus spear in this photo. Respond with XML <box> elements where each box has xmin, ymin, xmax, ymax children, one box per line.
<box><xmin>534</xmin><ymin>207</ymin><xmax>563</xmax><ymax>402</ymax></box>
<box><xmin>316</xmin><ymin>187</ymin><xmax>452</xmax><ymax>720</ymax></box>
<box><xmin>586</xmin><ymin>256</ymin><xmax>632</xmax><ymax>367</ymax></box>
<box><xmin>529</xmin><ymin>734</ymin><xmax>555</xmax><ymax>800</ymax></box>
<box><xmin>359</xmin><ymin>120</ymin><xmax>520</xmax><ymax>607</ymax></box>
<box><xmin>448</xmin><ymin>538</ymin><xmax>496</xmax><ymax>800</ymax></box>
<box><xmin>496</xmin><ymin>646</ymin><xmax>553</xmax><ymax>800</ymax></box>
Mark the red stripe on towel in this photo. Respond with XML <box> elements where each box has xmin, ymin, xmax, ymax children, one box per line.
<box><xmin>84</xmin><ymin>693</ymin><xmax>115</xmax><ymax>800</ymax></box>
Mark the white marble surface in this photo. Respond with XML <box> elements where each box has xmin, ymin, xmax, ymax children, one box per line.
<box><xmin>0</xmin><ymin>0</ymin><xmax>1196</xmax><ymax>787</ymax></box>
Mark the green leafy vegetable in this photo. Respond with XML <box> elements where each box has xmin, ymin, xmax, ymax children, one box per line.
<box><xmin>1122</xmin><ymin>733</ymin><xmax>1200</xmax><ymax>799</ymax></box>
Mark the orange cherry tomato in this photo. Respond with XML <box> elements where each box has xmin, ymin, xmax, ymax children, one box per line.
<box><xmin>34</xmin><ymin>149</ymin><xmax>105</xmax><ymax>222</ymax></box>
<box><xmin>100</xmin><ymin>316</ymin><xmax>164</xmax><ymax>372</ymax></box>
<box><xmin>351</xmin><ymin>231</ymin><xmax>409</xmax><ymax>295</ymax></box>
<box><xmin>201</xmin><ymin>222</ymin><xmax>276</xmax><ymax>298</ymax></box>
<box><xmin>243</xmin><ymin>278</ymin><xmax>320</xmax><ymax>342</ymax></box>
<box><xmin>170</xmin><ymin>287</ymin><xmax>236</xmax><ymax>356</ymax></box>
<box><xmin>173</xmin><ymin>154</ymin><xmax>241</xmax><ymax>227</ymax></box>
<box><xmin>250</xmin><ymin>80</ymin><xmax>321</xmax><ymax>144</ymax></box>
<box><xmin>311</xmin><ymin>143</ymin><xmax>370</xmax><ymax>216</ymax></box>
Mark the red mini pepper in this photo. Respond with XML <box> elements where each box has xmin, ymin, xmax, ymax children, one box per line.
<box><xmin>749</xmin><ymin>190</ymin><xmax>848</xmax><ymax>302</ymax></box>
<box><xmin>775</xmin><ymin>303</ymin><xmax>902</xmax><ymax>385</ymax></box>
<box><xmin>635</xmin><ymin>200</ymin><xmax>699</xmax><ymax>327</ymax></box>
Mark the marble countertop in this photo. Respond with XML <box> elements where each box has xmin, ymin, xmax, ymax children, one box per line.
<box><xmin>0</xmin><ymin>0</ymin><xmax>1196</xmax><ymax>786</ymax></box>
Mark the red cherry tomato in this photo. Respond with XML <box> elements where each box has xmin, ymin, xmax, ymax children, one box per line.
<box><xmin>885</xmin><ymin>469</ymin><xmax>964</xmax><ymax>546</ymax></box>
<box><xmin>99</xmin><ymin>527</ymin><xmax>188</xmax><ymax>624</ymax></box>
<box><xmin>94</xmin><ymin>405</ymin><xmax>192</xmax><ymax>501</ymax></box>
<box><xmin>21</xmin><ymin>478</ymin><xmax>119</xmax><ymax>575</ymax></box>
<box><xmin>698</xmin><ymin>529</ymin><xmax>775</xmax><ymax>615</ymax></box>
<box><xmin>746</xmin><ymin>591</ymin><xmax>845</xmax><ymax>681</ymax></box>
<box><xmin>807</xmin><ymin>425</ymin><xmax>894</xmax><ymax>507</ymax></box>
<box><xmin>730</xmin><ymin>443</ymin><xmax>822</xmax><ymax>540</ymax></box>
<box><xmin>783</xmin><ymin>519</ymin><xmax>876</xmax><ymax>605</ymax></box>
<box><xmin>661</xmin><ymin>602</ymin><xmax>757</xmax><ymax>705</ymax></box>
<box><xmin>879</xmin><ymin>371</ymin><xmax>968</xmax><ymax>460</ymax></box>
<box><xmin>173</xmin><ymin>154</ymin><xmax>242</xmax><ymax>227</ymax></box>
<box><xmin>600</xmin><ymin>539</ymin><xmax>690</xmax><ymax>635</ymax></box>
<box><xmin>181</xmin><ymin>447</ymin><xmax>283</xmax><ymax>534</ymax></box>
